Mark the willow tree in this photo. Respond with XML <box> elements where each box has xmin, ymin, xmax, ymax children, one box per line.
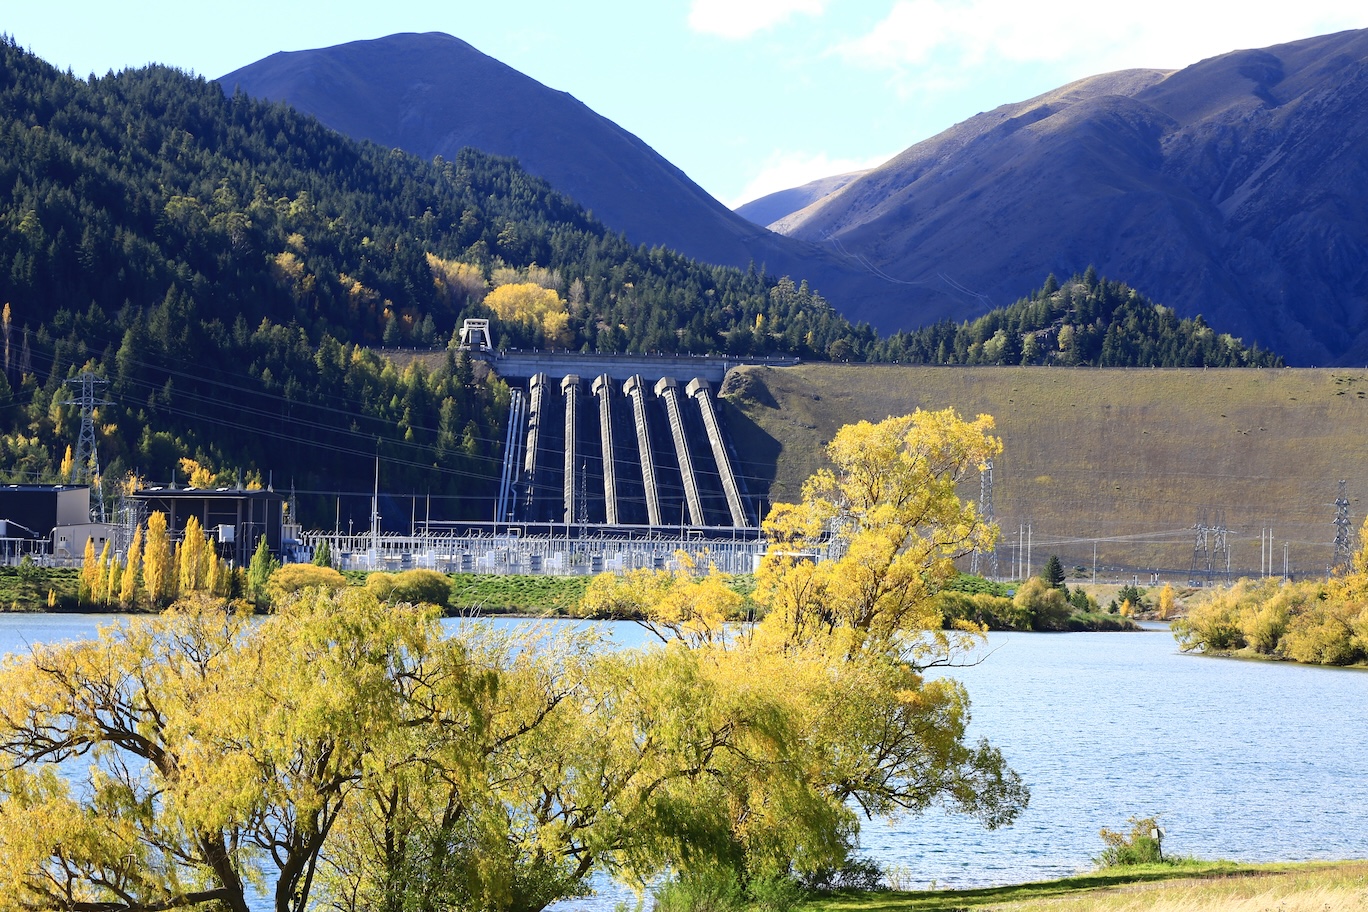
<box><xmin>758</xmin><ymin>407</ymin><xmax>1002</xmax><ymax>656</ymax></box>
<box><xmin>574</xmin><ymin>410</ymin><xmax>1027</xmax><ymax>890</ymax></box>
<box><xmin>659</xmin><ymin>408</ymin><xmax>1026</xmax><ymax>882</ymax></box>
<box><xmin>0</xmin><ymin>411</ymin><xmax>1026</xmax><ymax>911</ymax></box>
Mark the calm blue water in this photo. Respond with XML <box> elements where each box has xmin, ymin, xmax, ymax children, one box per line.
<box><xmin>1</xmin><ymin>615</ymin><xmax>1363</xmax><ymax>903</ymax></box>
<box><xmin>872</xmin><ymin>624</ymin><xmax>1368</xmax><ymax>887</ymax></box>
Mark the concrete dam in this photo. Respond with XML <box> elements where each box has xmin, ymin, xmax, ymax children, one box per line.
<box><xmin>489</xmin><ymin>352</ymin><xmax>779</xmax><ymax>531</ymax></box>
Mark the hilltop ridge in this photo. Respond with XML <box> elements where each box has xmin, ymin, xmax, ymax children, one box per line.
<box><xmin>221</xmin><ymin>32</ymin><xmax>900</xmax><ymax>314</ymax></box>
<box><xmin>768</xmin><ymin>29</ymin><xmax>1368</xmax><ymax>365</ymax></box>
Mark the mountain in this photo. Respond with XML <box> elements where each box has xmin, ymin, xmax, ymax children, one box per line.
<box><xmin>772</xmin><ymin>30</ymin><xmax>1368</xmax><ymax>366</ymax></box>
<box><xmin>0</xmin><ymin>37</ymin><xmax>872</xmax><ymax>522</ymax></box>
<box><xmin>221</xmin><ymin>32</ymin><xmax>896</xmax><ymax>315</ymax></box>
<box><xmin>734</xmin><ymin>170</ymin><xmax>869</xmax><ymax>228</ymax></box>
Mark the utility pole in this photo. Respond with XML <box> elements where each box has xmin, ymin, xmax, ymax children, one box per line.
<box><xmin>370</xmin><ymin>449</ymin><xmax>381</xmax><ymax>568</ymax></box>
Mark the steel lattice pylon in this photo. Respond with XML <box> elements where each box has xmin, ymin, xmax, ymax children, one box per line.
<box><xmin>1332</xmin><ymin>480</ymin><xmax>1353</xmax><ymax>575</ymax></box>
<box><xmin>61</xmin><ymin>370</ymin><xmax>108</xmax><ymax>521</ymax></box>
<box><xmin>971</xmin><ymin>458</ymin><xmax>999</xmax><ymax>580</ymax></box>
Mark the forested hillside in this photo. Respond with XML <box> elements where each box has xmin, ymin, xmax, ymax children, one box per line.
<box><xmin>871</xmin><ymin>271</ymin><xmax>1281</xmax><ymax>367</ymax></box>
<box><xmin>0</xmin><ymin>37</ymin><xmax>864</xmax><ymax>522</ymax></box>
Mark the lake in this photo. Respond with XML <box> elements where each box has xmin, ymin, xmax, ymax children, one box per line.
<box><xmin>0</xmin><ymin>614</ymin><xmax>1363</xmax><ymax>905</ymax></box>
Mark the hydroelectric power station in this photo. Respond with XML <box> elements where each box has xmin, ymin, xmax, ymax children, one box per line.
<box><xmin>299</xmin><ymin>322</ymin><xmax>797</xmax><ymax>575</ymax></box>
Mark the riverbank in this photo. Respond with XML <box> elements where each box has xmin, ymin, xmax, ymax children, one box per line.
<box><xmin>803</xmin><ymin>860</ymin><xmax>1368</xmax><ymax>912</ymax></box>
<box><xmin>1</xmin><ymin>567</ymin><xmax>1138</xmax><ymax>632</ymax></box>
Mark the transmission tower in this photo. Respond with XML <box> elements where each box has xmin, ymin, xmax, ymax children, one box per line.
<box><xmin>971</xmin><ymin>458</ymin><xmax>999</xmax><ymax>580</ymax></box>
<box><xmin>1212</xmin><ymin>512</ymin><xmax>1232</xmax><ymax>584</ymax></box>
<box><xmin>1331</xmin><ymin>480</ymin><xmax>1353</xmax><ymax>574</ymax></box>
<box><xmin>61</xmin><ymin>371</ymin><xmax>108</xmax><ymax>522</ymax></box>
<box><xmin>576</xmin><ymin>460</ymin><xmax>589</xmax><ymax>527</ymax></box>
<box><xmin>1188</xmin><ymin>513</ymin><xmax>1211</xmax><ymax>585</ymax></box>
<box><xmin>1189</xmin><ymin>512</ymin><xmax>1232</xmax><ymax>585</ymax></box>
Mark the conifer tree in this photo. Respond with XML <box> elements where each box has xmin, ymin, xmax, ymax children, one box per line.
<box><xmin>1042</xmin><ymin>555</ymin><xmax>1066</xmax><ymax>590</ymax></box>
<box><xmin>247</xmin><ymin>536</ymin><xmax>278</xmax><ymax>604</ymax></box>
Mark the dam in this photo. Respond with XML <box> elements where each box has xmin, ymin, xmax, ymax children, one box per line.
<box><xmin>477</xmin><ymin>338</ymin><xmax>788</xmax><ymax>531</ymax></box>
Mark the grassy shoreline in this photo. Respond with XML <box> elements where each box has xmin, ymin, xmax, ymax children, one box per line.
<box><xmin>802</xmin><ymin>860</ymin><xmax>1368</xmax><ymax>912</ymax></box>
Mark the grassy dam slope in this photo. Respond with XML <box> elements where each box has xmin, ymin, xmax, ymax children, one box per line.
<box><xmin>720</xmin><ymin>365</ymin><xmax>1368</xmax><ymax>581</ymax></box>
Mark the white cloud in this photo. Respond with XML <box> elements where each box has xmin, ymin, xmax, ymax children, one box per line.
<box><xmin>727</xmin><ymin>149</ymin><xmax>892</xmax><ymax>208</ymax></box>
<box><xmin>688</xmin><ymin>0</ymin><xmax>829</xmax><ymax>39</ymax></box>
<box><xmin>834</xmin><ymin>0</ymin><xmax>1368</xmax><ymax>84</ymax></box>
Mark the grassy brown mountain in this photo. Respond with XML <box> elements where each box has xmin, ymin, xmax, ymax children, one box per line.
<box><xmin>734</xmin><ymin>169</ymin><xmax>869</xmax><ymax>228</ymax></box>
<box><xmin>220</xmin><ymin>32</ymin><xmax>898</xmax><ymax>314</ymax></box>
<box><xmin>721</xmin><ymin>364</ymin><xmax>1368</xmax><ymax>580</ymax></box>
<box><xmin>772</xmin><ymin>29</ymin><xmax>1368</xmax><ymax>367</ymax></box>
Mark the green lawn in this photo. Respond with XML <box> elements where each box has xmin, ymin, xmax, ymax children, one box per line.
<box><xmin>801</xmin><ymin>860</ymin><xmax>1368</xmax><ymax>912</ymax></box>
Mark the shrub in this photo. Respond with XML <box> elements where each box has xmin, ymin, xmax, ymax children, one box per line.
<box><xmin>363</xmin><ymin>572</ymin><xmax>397</xmax><ymax>603</ymax></box>
<box><xmin>1095</xmin><ymin>816</ymin><xmax>1165</xmax><ymax>868</ymax></box>
<box><xmin>1281</xmin><ymin>601</ymin><xmax>1364</xmax><ymax>665</ymax></box>
<box><xmin>394</xmin><ymin>569</ymin><xmax>452</xmax><ymax>608</ymax></box>
<box><xmin>652</xmin><ymin>868</ymin><xmax>808</xmax><ymax>912</ymax></box>
<box><xmin>1239</xmin><ymin>601</ymin><xmax>1290</xmax><ymax>654</ymax></box>
<box><xmin>264</xmin><ymin>564</ymin><xmax>347</xmax><ymax>605</ymax></box>
<box><xmin>942</xmin><ymin>573</ymin><xmax>1011</xmax><ymax>598</ymax></box>
<box><xmin>652</xmin><ymin>870</ymin><xmax>746</xmax><ymax>912</ymax></box>
<box><xmin>1173</xmin><ymin>584</ymin><xmax>1248</xmax><ymax>652</ymax></box>
<box><xmin>935</xmin><ymin>590</ymin><xmax>1027</xmax><ymax>630</ymax></box>
<box><xmin>798</xmin><ymin>857</ymin><xmax>885</xmax><ymax>892</ymax></box>
<box><xmin>1014</xmin><ymin>577</ymin><xmax>1071</xmax><ymax>630</ymax></box>
<box><xmin>746</xmin><ymin>874</ymin><xmax>805</xmax><ymax>912</ymax></box>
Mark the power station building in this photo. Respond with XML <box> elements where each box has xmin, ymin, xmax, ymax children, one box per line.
<box><xmin>129</xmin><ymin>487</ymin><xmax>288</xmax><ymax>568</ymax></box>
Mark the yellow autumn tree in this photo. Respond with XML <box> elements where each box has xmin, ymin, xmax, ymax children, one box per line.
<box><xmin>204</xmin><ymin>546</ymin><xmax>223</xmax><ymax>597</ymax></box>
<box><xmin>483</xmin><ymin>282</ymin><xmax>571</xmax><ymax>347</ymax></box>
<box><xmin>756</xmin><ymin>408</ymin><xmax>1001</xmax><ymax>657</ymax></box>
<box><xmin>78</xmin><ymin>537</ymin><xmax>98</xmax><ymax>605</ymax></box>
<box><xmin>0</xmin><ymin>588</ymin><xmax>610</xmax><ymax>912</ymax></box>
<box><xmin>94</xmin><ymin>540</ymin><xmax>113</xmax><ymax>607</ymax></box>
<box><xmin>120</xmin><ymin>523</ymin><xmax>143</xmax><ymax>608</ymax></box>
<box><xmin>104</xmin><ymin>549</ymin><xmax>121</xmax><ymax>609</ymax></box>
<box><xmin>425</xmin><ymin>252</ymin><xmax>487</xmax><ymax>306</ymax></box>
<box><xmin>142</xmin><ymin>511</ymin><xmax>173</xmax><ymax>607</ymax></box>
<box><xmin>575</xmin><ymin>409</ymin><xmax>1026</xmax><ymax>891</ymax></box>
<box><xmin>1157</xmin><ymin>583</ymin><xmax>1176</xmax><ymax>620</ymax></box>
<box><xmin>177</xmin><ymin>458</ymin><xmax>215</xmax><ymax>488</ymax></box>
<box><xmin>178</xmin><ymin>515</ymin><xmax>208</xmax><ymax>593</ymax></box>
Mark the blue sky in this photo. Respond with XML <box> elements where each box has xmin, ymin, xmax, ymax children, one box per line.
<box><xmin>7</xmin><ymin>1</ymin><xmax>1366</xmax><ymax>208</ymax></box>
